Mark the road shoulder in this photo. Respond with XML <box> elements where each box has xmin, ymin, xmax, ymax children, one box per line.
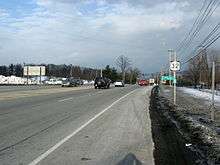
<box><xmin>38</xmin><ymin>87</ymin><xmax>154</xmax><ymax>165</ymax></box>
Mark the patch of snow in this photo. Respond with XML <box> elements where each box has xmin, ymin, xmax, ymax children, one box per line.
<box><xmin>179</xmin><ymin>87</ymin><xmax>220</xmax><ymax>105</ymax></box>
<box><xmin>199</xmin><ymin>89</ymin><xmax>220</xmax><ymax>96</ymax></box>
<box><xmin>0</xmin><ymin>75</ymin><xmax>36</xmax><ymax>84</ymax></box>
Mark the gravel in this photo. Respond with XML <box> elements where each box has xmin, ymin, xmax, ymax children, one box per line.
<box><xmin>154</xmin><ymin>85</ymin><xmax>220</xmax><ymax>164</ymax></box>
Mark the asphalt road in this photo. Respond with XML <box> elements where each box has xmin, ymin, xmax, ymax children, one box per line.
<box><xmin>0</xmin><ymin>85</ymin><xmax>154</xmax><ymax>165</ymax></box>
<box><xmin>0</xmin><ymin>85</ymin><xmax>59</xmax><ymax>93</ymax></box>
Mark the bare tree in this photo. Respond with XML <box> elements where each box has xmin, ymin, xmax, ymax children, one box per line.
<box><xmin>128</xmin><ymin>67</ymin><xmax>133</xmax><ymax>84</ymax></box>
<box><xmin>116</xmin><ymin>55</ymin><xmax>131</xmax><ymax>82</ymax></box>
<box><xmin>198</xmin><ymin>49</ymin><xmax>210</xmax><ymax>87</ymax></box>
<box><xmin>184</xmin><ymin>49</ymin><xmax>210</xmax><ymax>88</ymax></box>
<box><xmin>187</xmin><ymin>55</ymin><xmax>202</xmax><ymax>88</ymax></box>
<box><xmin>131</xmin><ymin>67</ymin><xmax>141</xmax><ymax>84</ymax></box>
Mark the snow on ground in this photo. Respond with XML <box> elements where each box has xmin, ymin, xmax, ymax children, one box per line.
<box><xmin>0</xmin><ymin>75</ymin><xmax>39</xmax><ymax>84</ymax></box>
<box><xmin>200</xmin><ymin>89</ymin><xmax>220</xmax><ymax>96</ymax></box>
<box><xmin>179</xmin><ymin>87</ymin><xmax>220</xmax><ymax>104</ymax></box>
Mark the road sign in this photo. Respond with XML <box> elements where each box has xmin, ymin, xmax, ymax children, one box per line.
<box><xmin>170</xmin><ymin>61</ymin><xmax>180</xmax><ymax>71</ymax></box>
<box><xmin>161</xmin><ymin>76</ymin><xmax>175</xmax><ymax>81</ymax></box>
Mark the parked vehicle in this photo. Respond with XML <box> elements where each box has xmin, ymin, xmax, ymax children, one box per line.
<box><xmin>94</xmin><ymin>77</ymin><xmax>111</xmax><ymax>89</ymax></box>
<box><xmin>149</xmin><ymin>78</ymin><xmax>155</xmax><ymax>85</ymax></box>
<box><xmin>75</xmin><ymin>79</ymin><xmax>83</xmax><ymax>85</ymax></box>
<box><xmin>138</xmin><ymin>79</ymin><xmax>149</xmax><ymax>86</ymax></box>
<box><xmin>62</xmin><ymin>78</ymin><xmax>78</xmax><ymax>87</ymax></box>
<box><xmin>45</xmin><ymin>79</ymin><xmax>62</xmax><ymax>85</ymax></box>
<box><xmin>115</xmin><ymin>81</ymin><xmax>124</xmax><ymax>87</ymax></box>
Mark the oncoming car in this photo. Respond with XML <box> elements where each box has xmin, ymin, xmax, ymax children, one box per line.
<box><xmin>61</xmin><ymin>78</ymin><xmax>79</xmax><ymax>87</ymax></box>
<box><xmin>115</xmin><ymin>81</ymin><xmax>124</xmax><ymax>87</ymax></box>
<box><xmin>94</xmin><ymin>77</ymin><xmax>111</xmax><ymax>89</ymax></box>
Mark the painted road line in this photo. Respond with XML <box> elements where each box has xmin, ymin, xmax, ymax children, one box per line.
<box><xmin>28</xmin><ymin>89</ymin><xmax>137</xmax><ymax>165</ymax></box>
<box><xmin>58</xmin><ymin>97</ymin><xmax>74</xmax><ymax>102</ymax></box>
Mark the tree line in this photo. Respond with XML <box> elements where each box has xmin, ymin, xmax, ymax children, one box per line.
<box><xmin>178</xmin><ymin>49</ymin><xmax>220</xmax><ymax>88</ymax></box>
<box><xmin>0</xmin><ymin>61</ymin><xmax>140</xmax><ymax>84</ymax></box>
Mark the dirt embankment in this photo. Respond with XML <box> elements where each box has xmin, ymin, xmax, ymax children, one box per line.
<box><xmin>149</xmin><ymin>86</ymin><xmax>219</xmax><ymax>165</ymax></box>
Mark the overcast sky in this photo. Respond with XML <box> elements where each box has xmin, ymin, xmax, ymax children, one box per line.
<box><xmin>0</xmin><ymin>0</ymin><xmax>219</xmax><ymax>73</ymax></box>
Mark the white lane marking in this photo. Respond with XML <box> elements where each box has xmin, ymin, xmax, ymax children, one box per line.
<box><xmin>28</xmin><ymin>89</ymin><xmax>136</xmax><ymax>165</ymax></box>
<box><xmin>58</xmin><ymin>97</ymin><xmax>73</xmax><ymax>102</ymax></box>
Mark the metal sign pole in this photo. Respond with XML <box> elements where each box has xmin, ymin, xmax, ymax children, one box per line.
<box><xmin>174</xmin><ymin>70</ymin><xmax>176</xmax><ymax>105</ymax></box>
<box><xmin>169</xmin><ymin>51</ymin><xmax>180</xmax><ymax>106</ymax></box>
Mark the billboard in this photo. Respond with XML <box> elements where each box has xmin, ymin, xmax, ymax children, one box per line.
<box><xmin>23</xmin><ymin>66</ymin><xmax>46</xmax><ymax>76</ymax></box>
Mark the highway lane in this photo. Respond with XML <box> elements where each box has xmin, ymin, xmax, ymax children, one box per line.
<box><xmin>0</xmin><ymin>85</ymin><xmax>59</xmax><ymax>93</ymax></box>
<box><xmin>0</xmin><ymin>87</ymin><xmax>95</xmax><ymax>115</ymax></box>
<box><xmin>0</xmin><ymin>85</ymin><xmax>94</xmax><ymax>101</ymax></box>
<box><xmin>0</xmin><ymin>85</ymin><xmax>154</xmax><ymax>165</ymax></box>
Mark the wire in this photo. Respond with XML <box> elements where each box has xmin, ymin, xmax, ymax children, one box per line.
<box><xmin>181</xmin><ymin>28</ymin><xmax>220</xmax><ymax>66</ymax></box>
<box><xmin>200</xmin><ymin>23</ymin><xmax>220</xmax><ymax>46</ymax></box>
<box><xmin>177</xmin><ymin>0</ymin><xmax>219</xmax><ymax>56</ymax></box>
<box><xmin>176</xmin><ymin>0</ymin><xmax>207</xmax><ymax>52</ymax></box>
<box><xmin>175</xmin><ymin>0</ymin><xmax>220</xmax><ymax>68</ymax></box>
<box><xmin>182</xmin><ymin>0</ymin><xmax>219</xmax><ymax>49</ymax></box>
<box><xmin>204</xmin><ymin>32</ymin><xmax>220</xmax><ymax>48</ymax></box>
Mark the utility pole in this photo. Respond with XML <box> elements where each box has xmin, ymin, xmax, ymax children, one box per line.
<box><xmin>211</xmin><ymin>61</ymin><xmax>215</xmax><ymax>121</ymax></box>
<box><xmin>168</xmin><ymin>49</ymin><xmax>173</xmax><ymax>87</ymax></box>
<box><xmin>129</xmin><ymin>69</ymin><xmax>133</xmax><ymax>84</ymax></box>
<box><xmin>199</xmin><ymin>55</ymin><xmax>202</xmax><ymax>84</ymax></box>
<box><xmin>160</xmin><ymin>67</ymin><xmax>165</xmax><ymax>85</ymax></box>
<box><xmin>70</xmin><ymin>64</ymin><xmax>73</xmax><ymax>77</ymax></box>
<box><xmin>100</xmin><ymin>69</ymin><xmax>103</xmax><ymax>77</ymax></box>
<box><xmin>173</xmin><ymin>52</ymin><xmax>177</xmax><ymax>105</ymax></box>
<box><xmin>27</xmin><ymin>65</ymin><xmax>29</xmax><ymax>85</ymax></box>
<box><xmin>122</xmin><ymin>70</ymin><xmax>126</xmax><ymax>83</ymax></box>
<box><xmin>95</xmin><ymin>69</ymin><xmax>97</xmax><ymax>78</ymax></box>
<box><xmin>157</xmin><ymin>73</ymin><xmax>159</xmax><ymax>85</ymax></box>
<box><xmin>23</xmin><ymin>63</ymin><xmax>25</xmax><ymax>85</ymax></box>
<box><xmin>40</xmin><ymin>66</ymin><xmax>42</xmax><ymax>85</ymax></box>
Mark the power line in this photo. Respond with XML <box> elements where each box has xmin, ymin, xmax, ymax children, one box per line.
<box><xmin>176</xmin><ymin>0</ymin><xmax>207</xmax><ymax>51</ymax></box>
<box><xmin>174</xmin><ymin>0</ymin><xmax>220</xmax><ymax>68</ymax></box>
<box><xmin>200</xmin><ymin>23</ymin><xmax>220</xmax><ymax>46</ymax></box>
<box><xmin>181</xmin><ymin>23</ymin><xmax>220</xmax><ymax>65</ymax></box>
<box><xmin>204</xmin><ymin>32</ymin><xmax>220</xmax><ymax>48</ymax></box>
<box><xmin>177</xmin><ymin>0</ymin><xmax>219</xmax><ymax>56</ymax></box>
<box><xmin>182</xmin><ymin>0</ymin><xmax>219</xmax><ymax>50</ymax></box>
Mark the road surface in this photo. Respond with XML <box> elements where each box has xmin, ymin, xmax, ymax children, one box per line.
<box><xmin>0</xmin><ymin>85</ymin><xmax>154</xmax><ymax>165</ymax></box>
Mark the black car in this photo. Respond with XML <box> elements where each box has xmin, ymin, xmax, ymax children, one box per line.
<box><xmin>94</xmin><ymin>77</ymin><xmax>111</xmax><ymax>89</ymax></box>
<box><xmin>75</xmin><ymin>79</ymin><xmax>83</xmax><ymax>85</ymax></box>
<box><xmin>62</xmin><ymin>78</ymin><xmax>79</xmax><ymax>87</ymax></box>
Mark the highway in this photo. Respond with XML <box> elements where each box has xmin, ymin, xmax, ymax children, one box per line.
<box><xmin>0</xmin><ymin>85</ymin><xmax>154</xmax><ymax>165</ymax></box>
<box><xmin>0</xmin><ymin>85</ymin><xmax>59</xmax><ymax>93</ymax></box>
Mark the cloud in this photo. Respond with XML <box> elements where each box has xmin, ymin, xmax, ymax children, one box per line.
<box><xmin>0</xmin><ymin>9</ymin><xmax>8</xmax><ymax>17</ymax></box>
<box><xmin>78</xmin><ymin>1</ymin><xmax>188</xmax><ymax>35</ymax></box>
<box><xmin>0</xmin><ymin>0</ymin><xmax>219</xmax><ymax>72</ymax></box>
<box><xmin>0</xmin><ymin>8</ymin><xmax>9</xmax><ymax>19</ymax></box>
<box><xmin>33</xmin><ymin>0</ymin><xmax>187</xmax><ymax>34</ymax></box>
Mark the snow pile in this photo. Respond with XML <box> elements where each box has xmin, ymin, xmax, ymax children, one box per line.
<box><xmin>0</xmin><ymin>75</ymin><xmax>35</xmax><ymax>84</ymax></box>
<box><xmin>199</xmin><ymin>89</ymin><xmax>220</xmax><ymax>96</ymax></box>
<box><xmin>179</xmin><ymin>87</ymin><xmax>220</xmax><ymax>104</ymax></box>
